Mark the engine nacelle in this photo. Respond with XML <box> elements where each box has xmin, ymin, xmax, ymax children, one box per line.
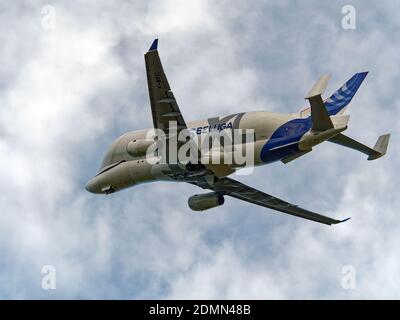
<box><xmin>126</xmin><ymin>139</ymin><xmax>154</xmax><ymax>157</ymax></box>
<box><xmin>188</xmin><ymin>192</ymin><xmax>225</xmax><ymax>211</ymax></box>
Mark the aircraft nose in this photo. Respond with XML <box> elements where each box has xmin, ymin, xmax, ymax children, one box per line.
<box><xmin>85</xmin><ymin>177</ymin><xmax>101</xmax><ymax>194</ymax></box>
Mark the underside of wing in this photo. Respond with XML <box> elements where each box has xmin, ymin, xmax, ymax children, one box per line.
<box><xmin>144</xmin><ymin>39</ymin><xmax>187</xmax><ymax>135</ymax></box>
<box><xmin>191</xmin><ymin>176</ymin><xmax>349</xmax><ymax>225</ymax></box>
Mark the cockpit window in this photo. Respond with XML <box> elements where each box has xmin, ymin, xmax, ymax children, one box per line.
<box><xmin>96</xmin><ymin>160</ymin><xmax>126</xmax><ymax>176</ymax></box>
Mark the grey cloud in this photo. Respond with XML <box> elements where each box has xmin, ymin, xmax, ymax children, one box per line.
<box><xmin>0</xmin><ymin>0</ymin><xmax>399</xmax><ymax>299</ymax></box>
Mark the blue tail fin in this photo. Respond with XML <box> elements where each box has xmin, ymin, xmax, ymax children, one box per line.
<box><xmin>325</xmin><ymin>72</ymin><xmax>368</xmax><ymax>115</ymax></box>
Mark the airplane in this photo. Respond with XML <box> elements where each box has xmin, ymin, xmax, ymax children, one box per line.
<box><xmin>85</xmin><ymin>39</ymin><xmax>390</xmax><ymax>225</ymax></box>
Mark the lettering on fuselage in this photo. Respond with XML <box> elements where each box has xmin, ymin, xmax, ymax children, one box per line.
<box><xmin>190</xmin><ymin>122</ymin><xmax>233</xmax><ymax>135</ymax></box>
<box><xmin>144</xmin><ymin>120</ymin><xmax>255</xmax><ymax>168</ymax></box>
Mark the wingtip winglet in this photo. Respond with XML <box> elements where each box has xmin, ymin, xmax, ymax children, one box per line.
<box><xmin>331</xmin><ymin>217</ymin><xmax>351</xmax><ymax>225</ymax></box>
<box><xmin>149</xmin><ymin>38</ymin><xmax>158</xmax><ymax>51</ymax></box>
<box><xmin>340</xmin><ymin>217</ymin><xmax>351</xmax><ymax>223</ymax></box>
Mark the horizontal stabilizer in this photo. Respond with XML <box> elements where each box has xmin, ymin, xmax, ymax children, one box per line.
<box><xmin>305</xmin><ymin>74</ymin><xmax>331</xmax><ymax>99</ymax></box>
<box><xmin>328</xmin><ymin>133</ymin><xmax>390</xmax><ymax>161</ymax></box>
<box><xmin>368</xmin><ymin>133</ymin><xmax>390</xmax><ymax>160</ymax></box>
<box><xmin>305</xmin><ymin>74</ymin><xmax>334</xmax><ymax>131</ymax></box>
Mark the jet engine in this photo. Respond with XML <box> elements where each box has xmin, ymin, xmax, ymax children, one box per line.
<box><xmin>126</xmin><ymin>139</ymin><xmax>154</xmax><ymax>157</ymax></box>
<box><xmin>188</xmin><ymin>192</ymin><xmax>225</xmax><ymax>211</ymax></box>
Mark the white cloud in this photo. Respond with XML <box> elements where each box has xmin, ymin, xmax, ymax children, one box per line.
<box><xmin>0</xmin><ymin>0</ymin><xmax>399</xmax><ymax>299</ymax></box>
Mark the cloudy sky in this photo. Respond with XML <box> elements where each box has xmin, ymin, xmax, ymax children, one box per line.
<box><xmin>0</xmin><ymin>0</ymin><xmax>399</xmax><ymax>299</ymax></box>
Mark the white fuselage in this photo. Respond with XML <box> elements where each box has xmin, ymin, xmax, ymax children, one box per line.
<box><xmin>85</xmin><ymin>110</ymin><xmax>314</xmax><ymax>194</ymax></box>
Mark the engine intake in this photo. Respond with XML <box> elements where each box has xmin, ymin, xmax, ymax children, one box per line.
<box><xmin>188</xmin><ymin>192</ymin><xmax>225</xmax><ymax>211</ymax></box>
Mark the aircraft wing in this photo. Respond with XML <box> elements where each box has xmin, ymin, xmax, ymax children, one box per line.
<box><xmin>191</xmin><ymin>176</ymin><xmax>349</xmax><ymax>225</ymax></box>
<box><xmin>144</xmin><ymin>39</ymin><xmax>187</xmax><ymax>135</ymax></box>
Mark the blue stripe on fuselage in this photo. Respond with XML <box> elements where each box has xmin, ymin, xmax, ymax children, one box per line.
<box><xmin>260</xmin><ymin>118</ymin><xmax>311</xmax><ymax>163</ymax></box>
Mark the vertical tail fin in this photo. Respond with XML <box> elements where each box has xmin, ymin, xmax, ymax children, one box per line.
<box><xmin>324</xmin><ymin>72</ymin><xmax>368</xmax><ymax>115</ymax></box>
